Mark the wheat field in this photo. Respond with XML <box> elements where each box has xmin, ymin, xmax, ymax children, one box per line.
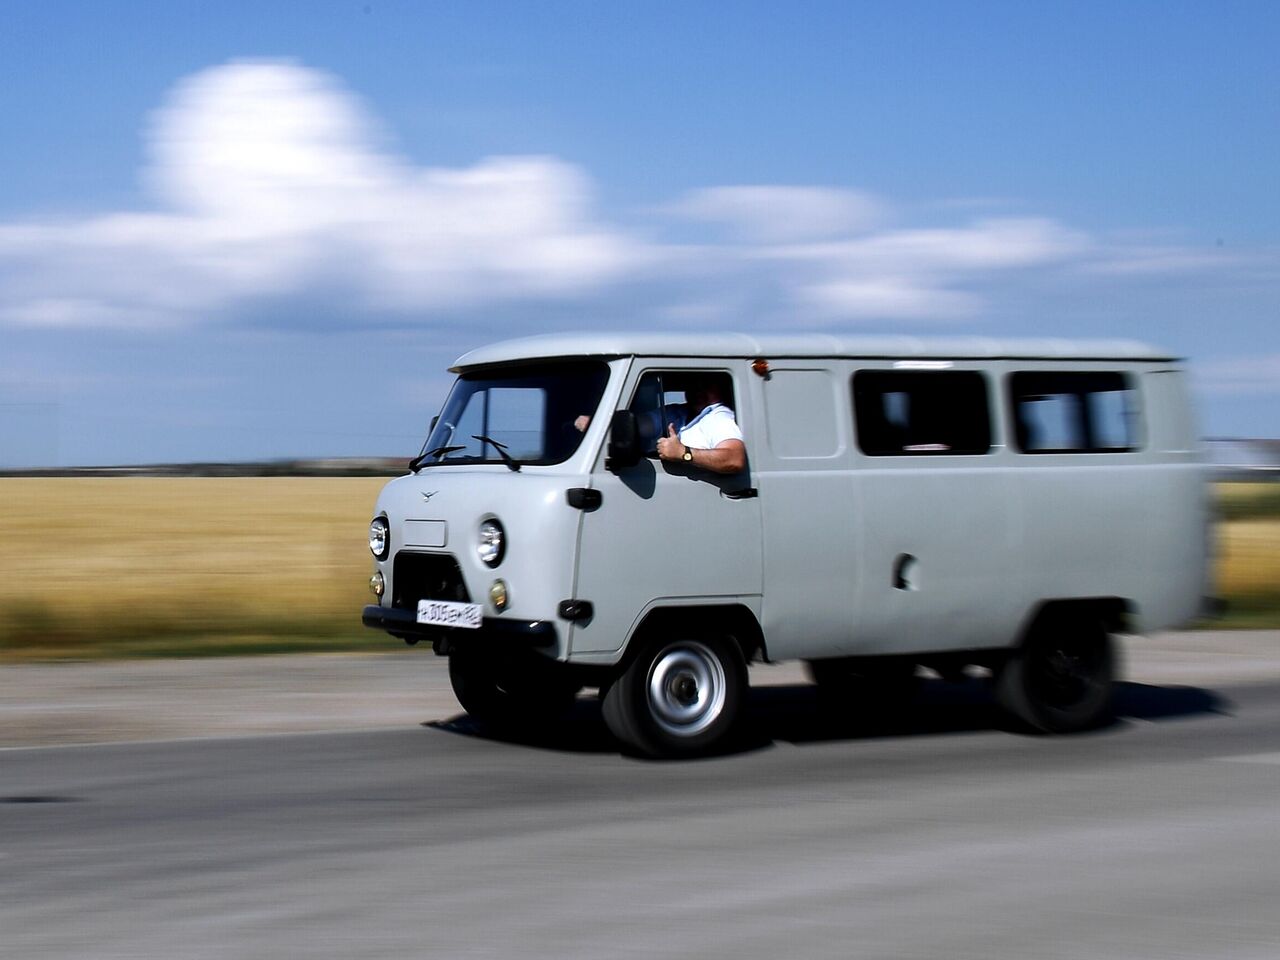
<box><xmin>0</xmin><ymin>478</ymin><xmax>387</xmax><ymax>659</ymax></box>
<box><xmin>0</xmin><ymin>477</ymin><xmax>1275</xmax><ymax>660</ymax></box>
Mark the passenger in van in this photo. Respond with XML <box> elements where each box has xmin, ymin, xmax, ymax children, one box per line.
<box><xmin>655</xmin><ymin>376</ymin><xmax>747</xmax><ymax>474</ymax></box>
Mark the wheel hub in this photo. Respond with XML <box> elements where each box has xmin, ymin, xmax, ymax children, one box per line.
<box><xmin>646</xmin><ymin>641</ymin><xmax>728</xmax><ymax>737</ymax></box>
<box><xmin>671</xmin><ymin>673</ymin><xmax>699</xmax><ymax>705</ymax></box>
<box><xmin>1033</xmin><ymin>638</ymin><xmax>1098</xmax><ymax>707</ymax></box>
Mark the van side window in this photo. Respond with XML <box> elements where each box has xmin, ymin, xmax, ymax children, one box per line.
<box><xmin>853</xmin><ymin>371</ymin><xmax>991</xmax><ymax>456</ymax></box>
<box><xmin>1010</xmin><ymin>372</ymin><xmax>1139</xmax><ymax>453</ymax></box>
<box><xmin>628</xmin><ymin>371</ymin><xmax>737</xmax><ymax>456</ymax></box>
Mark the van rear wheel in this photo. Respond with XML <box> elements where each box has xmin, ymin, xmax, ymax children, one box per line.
<box><xmin>995</xmin><ymin>615</ymin><xmax>1115</xmax><ymax>733</ymax></box>
<box><xmin>602</xmin><ymin>634</ymin><xmax>746</xmax><ymax>758</ymax></box>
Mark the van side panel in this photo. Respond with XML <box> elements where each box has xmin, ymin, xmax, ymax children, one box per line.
<box><xmin>566</xmin><ymin>352</ymin><xmax>1207</xmax><ymax>665</ymax></box>
<box><xmin>850</xmin><ymin>464</ymin><xmax>1021</xmax><ymax>654</ymax></box>
<box><xmin>1142</xmin><ymin>368</ymin><xmax>1212</xmax><ymax>628</ymax></box>
<box><xmin>1013</xmin><ymin>460</ymin><xmax>1158</xmax><ymax>624</ymax></box>
<box><xmin>1144</xmin><ymin>369</ymin><xmax>1199</xmax><ymax>453</ymax></box>
<box><xmin>754</xmin><ymin>364</ymin><xmax>860</xmax><ymax>660</ymax></box>
<box><xmin>1137</xmin><ymin>463</ymin><xmax>1212</xmax><ymax>629</ymax></box>
<box><xmin>844</xmin><ymin>363</ymin><xmax>1021</xmax><ymax>655</ymax></box>
<box><xmin>1009</xmin><ymin>365</ymin><xmax>1208</xmax><ymax>635</ymax></box>
<box><xmin>842</xmin><ymin>360</ymin><xmax>1209</xmax><ymax>654</ymax></box>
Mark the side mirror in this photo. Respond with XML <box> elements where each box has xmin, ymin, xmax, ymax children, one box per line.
<box><xmin>607</xmin><ymin>410</ymin><xmax>642</xmax><ymax>470</ymax></box>
<box><xmin>429</xmin><ymin>415</ymin><xmax>439</xmax><ymax>434</ymax></box>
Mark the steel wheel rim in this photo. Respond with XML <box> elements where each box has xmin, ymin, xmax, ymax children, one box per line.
<box><xmin>646</xmin><ymin>642</ymin><xmax>727</xmax><ymax>737</ymax></box>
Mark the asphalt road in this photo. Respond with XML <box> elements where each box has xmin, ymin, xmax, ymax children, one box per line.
<box><xmin>4</xmin><ymin>673</ymin><xmax>1280</xmax><ymax>959</ymax></box>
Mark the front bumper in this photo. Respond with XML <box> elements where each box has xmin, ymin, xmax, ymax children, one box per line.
<box><xmin>361</xmin><ymin>605</ymin><xmax>558</xmax><ymax>649</ymax></box>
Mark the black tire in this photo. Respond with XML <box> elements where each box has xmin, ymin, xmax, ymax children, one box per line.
<box><xmin>995</xmin><ymin>614</ymin><xmax>1116</xmax><ymax>733</ymax></box>
<box><xmin>601</xmin><ymin>633</ymin><xmax>747</xmax><ymax>758</ymax></box>
<box><xmin>448</xmin><ymin>649</ymin><xmax>580</xmax><ymax>732</ymax></box>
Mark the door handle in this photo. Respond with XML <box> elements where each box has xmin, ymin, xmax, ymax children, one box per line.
<box><xmin>720</xmin><ymin>487</ymin><xmax>758</xmax><ymax>500</ymax></box>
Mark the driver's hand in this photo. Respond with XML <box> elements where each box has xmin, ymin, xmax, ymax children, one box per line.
<box><xmin>656</xmin><ymin>424</ymin><xmax>684</xmax><ymax>461</ymax></box>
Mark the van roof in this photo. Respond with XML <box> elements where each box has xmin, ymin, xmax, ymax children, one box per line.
<box><xmin>452</xmin><ymin>332</ymin><xmax>1177</xmax><ymax>371</ymax></box>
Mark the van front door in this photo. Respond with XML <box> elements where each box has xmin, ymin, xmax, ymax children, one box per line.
<box><xmin>570</xmin><ymin>364</ymin><xmax>763</xmax><ymax>658</ymax></box>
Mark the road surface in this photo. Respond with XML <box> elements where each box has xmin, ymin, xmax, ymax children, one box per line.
<box><xmin>3</xmin><ymin>636</ymin><xmax>1280</xmax><ymax>959</ymax></box>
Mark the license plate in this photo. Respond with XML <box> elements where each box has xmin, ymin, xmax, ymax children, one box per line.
<box><xmin>416</xmin><ymin>599</ymin><xmax>483</xmax><ymax>629</ymax></box>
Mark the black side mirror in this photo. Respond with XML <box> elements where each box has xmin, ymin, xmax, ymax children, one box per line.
<box><xmin>429</xmin><ymin>415</ymin><xmax>439</xmax><ymax>434</ymax></box>
<box><xmin>607</xmin><ymin>410</ymin><xmax>642</xmax><ymax>470</ymax></box>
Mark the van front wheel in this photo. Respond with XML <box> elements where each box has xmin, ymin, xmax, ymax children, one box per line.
<box><xmin>995</xmin><ymin>616</ymin><xmax>1115</xmax><ymax>733</ymax></box>
<box><xmin>602</xmin><ymin>634</ymin><xmax>746</xmax><ymax>757</ymax></box>
<box><xmin>448</xmin><ymin>650</ymin><xmax>579</xmax><ymax>733</ymax></box>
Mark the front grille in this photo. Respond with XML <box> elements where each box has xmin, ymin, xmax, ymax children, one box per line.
<box><xmin>392</xmin><ymin>552</ymin><xmax>471</xmax><ymax>609</ymax></box>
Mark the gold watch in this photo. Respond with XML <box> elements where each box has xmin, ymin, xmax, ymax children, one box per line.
<box><xmin>682</xmin><ymin>445</ymin><xmax>693</xmax><ymax>462</ymax></box>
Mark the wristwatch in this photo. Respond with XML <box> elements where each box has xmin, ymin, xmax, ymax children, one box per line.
<box><xmin>682</xmin><ymin>445</ymin><xmax>693</xmax><ymax>462</ymax></box>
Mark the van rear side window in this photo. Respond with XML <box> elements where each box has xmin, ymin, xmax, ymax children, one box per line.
<box><xmin>853</xmin><ymin>371</ymin><xmax>992</xmax><ymax>456</ymax></box>
<box><xmin>1010</xmin><ymin>372</ymin><xmax>1139</xmax><ymax>453</ymax></box>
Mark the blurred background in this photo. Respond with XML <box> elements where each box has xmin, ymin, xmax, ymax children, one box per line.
<box><xmin>1</xmin><ymin>1</ymin><xmax>1277</xmax><ymax>658</ymax></box>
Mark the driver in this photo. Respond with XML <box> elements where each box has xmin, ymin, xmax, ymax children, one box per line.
<box><xmin>655</xmin><ymin>376</ymin><xmax>746</xmax><ymax>475</ymax></box>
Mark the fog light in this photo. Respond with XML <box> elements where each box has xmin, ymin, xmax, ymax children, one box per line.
<box><xmin>369</xmin><ymin>571</ymin><xmax>385</xmax><ymax>598</ymax></box>
<box><xmin>489</xmin><ymin>579</ymin><xmax>508</xmax><ymax>612</ymax></box>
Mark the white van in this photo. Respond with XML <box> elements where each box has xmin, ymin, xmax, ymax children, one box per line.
<box><xmin>363</xmin><ymin>333</ymin><xmax>1211</xmax><ymax>756</ymax></box>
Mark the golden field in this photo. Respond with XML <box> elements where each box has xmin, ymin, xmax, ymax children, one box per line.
<box><xmin>1218</xmin><ymin>520</ymin><xmax>1280</xmax><ymax>592</ymax></box>
<box><xmin>1214</xmin><ymin>520</ymin><xmax>1280</xmax><ymax>627</ymax></box>
<box><xmin>0</xmin><ymin>477</ymin><xmax>1276</xmax><ymax>660</ymax></box>
<box><xmin>0</xmin><ymin>478</ymin><xmax>388</xmax><ymax>660</ymax></box>
<box><xmin>1213</xmin><ymin>483</ymin><xmax>1280</xmax><ymax>627</ymax></box>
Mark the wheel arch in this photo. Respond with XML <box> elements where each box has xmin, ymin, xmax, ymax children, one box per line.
<box><xmin>1015</xmin><ymin>597</ymin><xmax>1133</xmax><ymax>648</ymax></box>
<box><xmin>618</xmin><ymin>603</ymin><xmax>767</xmax><ymax>673</ymax></box>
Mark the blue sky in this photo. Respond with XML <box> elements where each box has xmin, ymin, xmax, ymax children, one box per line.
<box><xmin>1</xmin><ymin>0</ymin><xmax>1277</xmax><ymax>465</ymax></box>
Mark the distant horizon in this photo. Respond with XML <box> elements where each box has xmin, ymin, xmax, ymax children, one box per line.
<box><xmin>0</xmin><ymin>437</ymin><xmax>1273</xmax><ymax>476</ymax></box>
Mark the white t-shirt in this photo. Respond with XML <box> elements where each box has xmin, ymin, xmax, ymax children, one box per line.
<box><xmin>679</xmin><ymin>403</ymin><xmax>743</xmax><ymax>450</ymax></box>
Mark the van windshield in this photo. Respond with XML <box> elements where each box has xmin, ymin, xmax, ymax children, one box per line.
<box><xmin>416</xmin><ymin>361</ymin><xmax>611</xmax><ymax>468</ymax></box>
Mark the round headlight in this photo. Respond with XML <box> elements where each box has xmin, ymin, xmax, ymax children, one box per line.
<box><xmin>368</xmin><ymin>517</ymin><xmax>389</xmax><ymax>560</ymax></box>
<box><xmin>478</xmin><ymin>519</ymin><xmax>505</xmax><ymax>567</ymax></box>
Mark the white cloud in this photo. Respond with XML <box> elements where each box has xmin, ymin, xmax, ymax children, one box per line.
<box><xmin>670</xmin><ymin>185</ymin><xmax>884</xmax><ymax>243</ymax></box>
<box><xmin>0</xmin><ymin>59</ymin><xmax>1256</xmax><ymax>330</ymax></box>
<box><xmin>844</xmin><ymin>218</ymin><xmax>1090</xmax><ymax>270</ymax></box>
<box><xmin>743</xmin><ymin>218</ymin><xmax>1088</xmax><ymax>321</ymax></box>
<box><xmin>1083</xmin><ymin>247</ymin><xmax>1245</xmax><ymax>276</ymax></box>
<box><xmin>799</xmin><ymin>279</ymin><xmax>980</xmax><ymax>320</ymax></box>
<box><xmin>0</xmin><ymin>60</ymin><xmax>643</xmax><ymax>327</ymax></box>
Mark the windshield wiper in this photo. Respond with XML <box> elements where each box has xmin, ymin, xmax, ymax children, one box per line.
<box><xmin>471</xmin><ymin>435</ymin><xmax>521</xmax><ymax>472</ymax></box>
<box><xmin>409</xmin><ymin>444</ymin><xmax>466</xmax><ymax>473</ymax></box>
